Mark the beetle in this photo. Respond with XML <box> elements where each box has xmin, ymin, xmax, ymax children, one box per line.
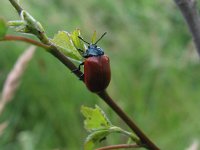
<box><xmin>76</xmin><ymin>32</ymin><xmax>111</xmax><ymax>93</ymax></box>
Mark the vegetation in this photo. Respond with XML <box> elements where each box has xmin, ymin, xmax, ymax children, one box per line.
<box><xmin>0</xmin><ymin>0</ymin><xmax>200</xmax><ymax>150</ymax></box>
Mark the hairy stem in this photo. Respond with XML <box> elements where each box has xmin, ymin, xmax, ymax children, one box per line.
<box><xmin>174</xmin><ymin>0</ymin><xmax>200</xmax><ymax>56</ymax></box>
<box><xmin>96</xmin><ymin>144</ymin><xmax>141</xmax><ymax>150</ymax></box>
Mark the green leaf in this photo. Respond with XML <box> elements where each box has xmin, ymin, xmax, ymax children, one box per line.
<box><xmin>70</xmin><ymin>29</ymin><xmax>85</xmax><ymax>53</ymax></box>
<box><xmin>7</xmin><ymin>20</ymin><xmax>26</xmax><ymax>32</ymax></box>
<box><xmin>51</xmin><ymin>31</ymin><xmax>82</xmax><ymax>61</ymax></box>
<box><xmin>81</xmin><ymin>105</ymin><xmax>140</xmax><ymax>150</ymax></box>
<box><xmin>83</xmin><ymin>127</ymin><xmax>139</xmax><ymax>150</ymax></box>
<box><xmin>91</xmin><ymin>31</ymin><xmax>97</xmax><ymax>44</ymax></box>
<box><xmin>7</xmin><ymin>20</ymin><xmax>25</xmax><ymax>27</ymax></box>
<box><xmin>81</xmin><ymin>105</ymin><xmax>112</xmax><ymax>132</ymax></box>
<box><xmin>0</xmin><ymin>18</ymin><xmax>7</xmax><ymax>39</ymax></box>
<box><xmin>84</xmin><ymin>129</ymin><xmax>109</xmax><ymax>150</ymax></box>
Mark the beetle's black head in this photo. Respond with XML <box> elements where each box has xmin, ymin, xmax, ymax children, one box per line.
<box><xmin>83</xmin><ymin>44</ymin><xmax>104</xmax><ymax>58</ymax></box>
<box><xmin>78</xmin><ymin>32</ymin><xmax>107</xmax><ymax>58</ymax></box>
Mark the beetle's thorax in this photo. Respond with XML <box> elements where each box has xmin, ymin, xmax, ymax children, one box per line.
<box><xmin>83</xmin><ymin>44</ymin><xmax>104</xmax><ymax>58</ymax></box>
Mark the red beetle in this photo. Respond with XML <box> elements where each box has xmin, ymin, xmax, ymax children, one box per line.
<box><xmin>77</xmin><ymin>32</ymin><xmax>111</xmax><ymax>93</ymax></box>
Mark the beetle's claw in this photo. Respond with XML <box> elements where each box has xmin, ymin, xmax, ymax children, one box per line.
<box><xmin>71</xmin><ymin>68</ymin><xmax>79</xmax><ymax>73</ymax></box>
<box><xmin>79</xmin><ymin>74</ymin><xmax>84</xmax><ymax>81</ymax></box>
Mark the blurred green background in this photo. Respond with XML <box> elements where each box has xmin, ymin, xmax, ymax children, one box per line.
<box><xmin>0</xmin><ymin>0</ymin><xmax>200</xmax><ymax>150</ymax></box>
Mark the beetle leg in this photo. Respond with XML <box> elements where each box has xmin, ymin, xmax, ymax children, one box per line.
<box><xmin>72</xmin><ymin>62</ymin><xmax>85</xmax><ymax>82</ymax></box>
<box><xmin>77</xmin><ymin>62</ymin><xmax>84</xmax><ymax>80</ymax></box>
<box><xmin>72</xmin><ymin>62</ymin><xmax>84</xmax><ymax>72</ymax></box>
<box><xmin>78</xmin><ymin>62</ymin><xmax>84</xmax><ymax>70</ymax></box>
<box><xmin>79</xmin><ymin>73</ymin><xmax>84</xmax><ymax>81</ymax></box>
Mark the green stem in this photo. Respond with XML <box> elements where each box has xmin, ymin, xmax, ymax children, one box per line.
<box><xmin>9</xmin><ymin>0</ymin><xmax>50</xmax><ymax>45</ymax></box>
<box><xmin>109</xmin><ymin>126</ymin><xmax>140</xmax><ymax>144</ymax></box>
<box><xmin>8</xmin><ymin>0</ymin><xmax>23</xmax><ymax>15</ymax></box>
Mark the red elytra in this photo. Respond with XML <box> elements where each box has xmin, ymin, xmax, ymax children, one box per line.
<box><xmin>84</xmin><ymin>55</ymin><xmax>111</xmax><ymax>93</ymax></box>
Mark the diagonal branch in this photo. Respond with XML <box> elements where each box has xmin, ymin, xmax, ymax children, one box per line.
<box><xmin>174</xmin><ymin>0</ymin><xmax>200</xmax><ymax>56</ymax></box>
<box><xmin>98</xmin><ymin>91</ymin><xmax>159</xmax><ymax>150</ymax></box>
<box><xmin>9</xmin><ymin>0</ymin><xmax>23</xmax><ymax>15</ymax></box>
<box><xmin>3</xmin><ymin>35</ymin><xmax>49</xmax><ymax>49</ymax></box>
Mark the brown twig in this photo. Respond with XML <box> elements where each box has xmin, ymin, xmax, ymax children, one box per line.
<box><xmin>3</xmin><ymin>35</ymin><xmax>49</xmax><ymax>49</ymax></box>
<box><xmin>174</xmin><ymin>0</ymin><xmax>200</xmax><ymax>56</ymax></box>
<box><xmin>96</xmin><ymin>144</ymin><xmax>141</xmax><ymax>150</ymax></box>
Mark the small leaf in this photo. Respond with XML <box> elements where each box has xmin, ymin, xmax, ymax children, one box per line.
<box><xmin>84</xmin><ymin>129</ymin><xmax>109</xmax><ymax>150</ymax></box>
<box><xmin>91</xmin><ymin>31</ymin><xmax>97</xmax><ymax>44</ymax></box>
<box><xmin>81</xmin><ymin>105</ymin><xmax>112</xmax><ymax>132</ymax></box>
<box><xmin>7</xmin><ymin>20</ymin><xmax>25</xmax><ymax>27</ymax></box>
<box><xmin>51</xmin><ymin>31</ymin><xmax>82</xmax><ymax>61</ymax></box>
<box><xmin>70</xmin><ymin>29</ymin><xmax>85</xmax><ymax>53</ymax></box>
<box><xmin>81</xmin><ymin>105</ymin><xmax>141</xmax><ymax>150</ymax></box>
<box><xmin>7</xmin><ymin>20</ymin><xmax>27</xmax><ymax>32</ymax></box>
<box><xmin>0</xmin><ymin>18</ymin><xmax>7</xmax><ymax>39</ymax></box>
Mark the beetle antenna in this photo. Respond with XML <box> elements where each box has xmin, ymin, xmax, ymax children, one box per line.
<box><xmin>95</xmin><ymin>32</ymin><xmax>107</xmax><ymax>45</ymax></box>
<box><xmin>78</xmin><ymin>36</ymin><xmax>90</xmax><ymax>45</ymax></box>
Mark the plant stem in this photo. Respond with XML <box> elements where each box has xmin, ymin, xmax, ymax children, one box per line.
<box><xmin>48</xmin><ymin>45</ymin><xmax>84</xmax><ymax>79</ymax></box>
<box><xmin>96</xmin><ymin>144</ymin><xmax>141</xmax><ymax>150</ymax></box>
<box><xmin>2</xmin><ymin>35</ymin><xmax>49</xmax><ymax>49</ymax></box>
<box><xmin>174</xmin><ymin>0</ymin><xmax>200</xmax><ymax>56</ymax></box>
<box><xmin>98</xmin><ymin>91</ymin><xmax>160</xmax><ymax>150</ymax></box>
<box><xmin>9</xmin><ymin>0</ymin><xmax>23</xmax><ymax>15</ymax></box>
<box><xmin>110</xmin><ymin>126</ymin><xmax>140</xmax><ymax>143</ymax></box>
